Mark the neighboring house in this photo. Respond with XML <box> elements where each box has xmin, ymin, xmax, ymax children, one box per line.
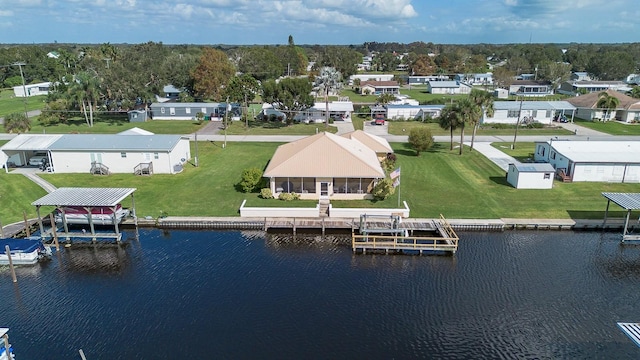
<box><xmin>571</xmin><ymin>72</ymin><xmax>591</xmax><ymax>81</ymax></box>
<box><xmin>263</xmin><ymin>132</ymin><xmax>386</xmax><ymax>200</ymax></box>
<box><xmin>1</xmin><ymin>134</ymin><xmax>191</xmax><ymax>174</ymax></box>
<box><xmin>12</xmin><ymin>82</ymin><xmax>52</xmax><ymax>97</ymax></box>
<box><xmin>46</xmin><ymin>51</ymin><xmax>60</xmax><ymax>59</ymax></box>
<box><xmin>625</xmin><ymin>74</ymin><xmax>640</xmax><ymax>85</ymax></box>
<box><xmin>566</xmin><ymin>89</ymin><xmax>640</xmax><ymax>122</ymax></box>
<box><xmin>516</xmin><ymin>74</ymin><xmax>535</xmax><ymax>81</ymax></box>
<box><xmin>508</xmin><ymin>80</ymin><xmax>554</xmax><ymax>97</ymax></box>
<box><xmin>483</xmin><ymin>101</ymin><xmax>576</xmax><ymax>125</ymax></box>
<box><xmin>118</xmin><ymin>127</ymin><xmax>154</xmax><ymax>136</ymax></box>
<box><xmin>163</xmin><ymin>85</ymin><xmax>182</xmax><ymax>100</ymax></box>
<box><xmin>386</xmin><ymin>104</ymin><xmax>444</xmax><ymax>121</ymax></box>
<box><xmin>149</xmin><ymin>102</ymin><xmax>241</xmax><ymax>121</ymax></box>
<box><xmin>533</xmin><ymin>140</ymin><xmax>640</xmax><ymax>183</ymax></box>
<box><xmin>454</xmin><ymin>73</ymin><xmax>493</xmax><ymax>86</ymax></box>
<box><xmin>349</xmin><ymin>74</ymin><xmax>394</xmax><ymax>85</ymax></box>
<box><xmin>506</xmin><ymin>162</ymin><xmax>555</xmax><ymax>189</ymax></box>
<box><xmin>256</xmin><ymin>108</ymin><xmax>287</xmax><ymax>122</ymax></box>
<box><xmin>360</xmin><ymin>81</ymin><xmax>400</xmax><ymax>95</ymax></box>
<box><xmin>340</xmin><ymin>130</ymin><xmax>393</xmax><ymax>161</ymax></box>
<box><xmin>557</xmin><ymin>81</ymin><xmax>628</xmax><ymax>96</ymax></box>
<box><xmin>295</xmin><ymin>101</ymin><xmax>354</xmax><ymax>123</ymax></box>
<box><xmin>427</xmin><ymin>81</ymin><xmax>471</xmax><ymax>94</ymax></box>
<box><xmin>407</xmin><ymin>75</ymin><xmax>450</xmax><ymax>85</ymax></box>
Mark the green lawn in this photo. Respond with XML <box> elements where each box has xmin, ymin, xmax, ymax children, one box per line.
<box><xmin>387</xmin><ymin>120</ymin><xmax>574</xmax><ymax>136</ymax></box>
<box><xmin>0</xmin><ymin>89</ymin><xmax>47</xmax><ymax>117</ymax></box>
<box><xmin>26</xmin><ymin>117</ymin><xmax>206</xmax><ymax>134</ymax></box>
<box><xmin>0</xmin><ymin>140</ymin><xmax>635</xmax><ymax>225</ymax></box>
<box><xmin>574</xmin><ymin>118</ymin><xmax>640</xmax><ymax>135</ymax></box>
<box><xmin>491</xmin><ymin>142</ymin><xmax>536</xmax><ymax>162</ymax></box>
<box><xmin>223</xmin><ymin>119</ymin><xmax>337</xmax><ymax>135</ymax></box>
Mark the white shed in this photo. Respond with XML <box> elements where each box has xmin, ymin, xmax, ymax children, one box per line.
<box><xmin>13</xmin><ymin>82</ymin><xmax>52</xmax><ymax>97</ymax></box>
<box><xmin>506</xmin><ymin>162</ymin><xmax>555</xmax><ymax>189</ymax></box>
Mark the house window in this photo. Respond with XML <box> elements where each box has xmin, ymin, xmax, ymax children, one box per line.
<box><xmin>186</xmin><ymin>108</ymin><xmax>191</xmax><ymax>114</ymax></box>
<box><xmin>202</xmin><ymin>107</ymin><xmax>207</xmax><ymax>114</ymax></box>
<box><xmin>121</xmin><ymin>152</ymin><xmax>127</xmax><ymax>158</ymax></box>
<box><xmin>170</xmin><ymin>107</ymin><xmax>175</xmax><ymax>115</ymax></box>
<box><xmin>532</xmin><ymin>110</ymin><xmax>538</xmax><ymax>118</ymax></box>
<box><xmin>544</xmin><ymin>173</ymin><xmax>551</xmax><ymax>179</ymax></box>
<box><xmin>546</xmin><ymin>110</ymin><xmax>552</xmax><ymax>118</ymax></box>
<box><xmin>154</xmin><ymin>153</ymin><xmax>159</xmax><ymax>159</ymax></box>
<box><xmin>507</xmin><ymin>110</ymin><xmax>519</xmax><ymax>118</ymax></box>
<box><xmin>160</xmin><ymin>107</ymin><xmax>165</xmax><ymax>114</ymax></box>
<box><xmin>550</xmin><ymin>152</ymin><xmax>556</xmax><ymax>160</ymax></box>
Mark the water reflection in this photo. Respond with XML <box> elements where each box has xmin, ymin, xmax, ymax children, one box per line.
<box><xmin>59</xmin><ymin>244</ymin><xmax>131</xmax><ymax>274</ymax></box>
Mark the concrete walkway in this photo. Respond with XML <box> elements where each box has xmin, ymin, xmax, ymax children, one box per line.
<box><xmin>469</xmin><ymin>143</ymin><xmax>518</xmax><ymax>171</ymax></box>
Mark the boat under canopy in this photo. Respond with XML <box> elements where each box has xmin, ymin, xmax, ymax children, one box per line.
<box><xmin>0</xmin><ymin>238</ymin><xmax>51</xmax><ymax>265</ymax></box>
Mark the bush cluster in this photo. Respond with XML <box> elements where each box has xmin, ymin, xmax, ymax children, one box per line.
<box><xmin>260</xmin><ymin>188</ymin><xmax>273</xmax><ymax>199</ymax></box>
<box><xmin>278</xmin><ymin>192</ymin><xmax>300</xmax><ymax>201</ymax></box>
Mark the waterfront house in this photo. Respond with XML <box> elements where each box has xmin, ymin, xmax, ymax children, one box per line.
<box><xmin>340</xmin><ymin>130</ymin><xmax>393</xmax><ymax>160</ymax></box>
<box><xmin>483</xmin><ymin>101</ymin><xmax>576</xmax><ymax>125</ymax></box>
<box><xmin>263</xmin><ymin>132</ymin><xmax>385</xmax><ymax>200</ymax></box>
<box><xmin>1</xmin><ymin>134</ymin><xmax>191</xmax><ymax>175</ymax></box>
<box><xmin>506</xmin><ymin>162</ymin><xmax>555</xmax><ymax>189</ymax></box>
<box><xmin>566</xmin><ymin>90</ymin><xmax>640</xmax><ymax>122</ymax></box>
<box><xmin>533</xmin><ymin>140</ymin><xmax>640</xmax><ymax>182</ymax></box>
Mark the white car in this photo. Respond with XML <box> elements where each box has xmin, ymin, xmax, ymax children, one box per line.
<box><xmin>28</xmin><ymin>152</ymin><xmax>48</xmax><ymax>166</ymax></box>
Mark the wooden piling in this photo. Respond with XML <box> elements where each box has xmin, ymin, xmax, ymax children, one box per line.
<box><xmin>49</xmin><ymin>213</ymin><xmax>60</xmax><ymax>251</ymax></box>
<box><xmin>22</xmin><ymin>211</ymin><xmax>30</xmax><ymax>237</ymax></box>
<box><xmin>5</xmin><ymin>245</ymin><xmax>17</xmax><ymax>283</ymax></box>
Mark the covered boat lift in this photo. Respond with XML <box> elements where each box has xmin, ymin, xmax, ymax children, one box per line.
<box><xmin>602</xmin><ymin>192</ymin><xmax>640</xmax><ymax>242</ymax></box>
<box><xmin>31</xmin><ymin>187</ymin><xmax>137</xmax><ymax>243</ymax></box>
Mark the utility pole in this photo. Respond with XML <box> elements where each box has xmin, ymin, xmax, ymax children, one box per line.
<box><xmin>224</xmin><ymin>97</ymin><xmax>229</xmax><ymax>149</ymax></box>
<box><xmin>13</xmin><ymin>62</ymin><xmax>29</xmax><ymax>120</ymax></box>
<box><xmin>511</xmin><ymin>97</ymin><xmax>524</xmax><ymax>150</ymax></box>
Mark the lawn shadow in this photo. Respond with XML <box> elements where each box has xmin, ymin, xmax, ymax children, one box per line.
<box><xmin>566</xmin><ymin>210</ymin><xmax>634</xmax><ymax>220</ymax></box>
<box><xmin>489</xmin><ymin>176</ymin><xmax>511</xmax><ymax>187</ymax></box>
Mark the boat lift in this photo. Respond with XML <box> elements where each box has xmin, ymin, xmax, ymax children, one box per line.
<box><xmin>602</xmin><ymin>192</ymin><xmax>640</xmax><ymax>242</ymax></box>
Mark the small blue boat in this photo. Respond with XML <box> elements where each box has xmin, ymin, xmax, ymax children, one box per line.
<box><xmin>0</xmin><ymin>327</ymin><xmax>15</xmax><ymax>360</ymax></box>
<box><xmin>0</xmin><ymin>238</ymin><xmax>52</xmax><ymax>265</ymax></box>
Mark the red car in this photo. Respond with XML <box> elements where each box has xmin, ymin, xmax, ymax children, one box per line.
<box><xmin>373</xmin><ymin>115</ymin><xmax>385</xmax><ymax>125</ymax></box>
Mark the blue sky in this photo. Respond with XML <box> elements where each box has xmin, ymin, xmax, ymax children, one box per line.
<box><xmin>0</xmin><ymin>0</ymin><xmax>637</xmax><ymax>44</ymax></box>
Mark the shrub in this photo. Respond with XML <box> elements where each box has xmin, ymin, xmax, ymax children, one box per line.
<box><xmin>278</xmin><ymin>192</ymin><xmax>300</xmax><ymax>201</ymax></box>
<box><xmin>371</xmin><ymin>178</ymin><xmax>395</xmax><ymax>201</ymax></box>
<box><xmin>260</xmin><ymin>188</ymin><xmax>273</xmax><ymax>199</ymax></box>
<box><xmin>381</xmin><ymin>158</ymin><xmax>395</xmax><ymax>173</ymax></box>
<box><xmin>239</xmin><ymin>167</ymin><xmax>263</xmax><ymax>193</ymax></box>
<box><xmin>408</xmin><ymin>127</ymin><xmax>434</xmax><ymax>156</ymax></box>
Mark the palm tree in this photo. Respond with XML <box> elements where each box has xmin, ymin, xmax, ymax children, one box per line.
<box><xmin>455</xmin><ymin>98</ymin><xmax>482</xmax><ymax>155</ymax></box>
<box><xmin>69</xmin><ymin>71</ymin><xmax>101</xmax><ymax>127</ymax></box>
<box><xmin>468</xmin><ymin>89</ymin><xmax>494</xmax><ymax>151</ymax></box>
<box><xmin>3</xmin><ymin>112</ymin><xmax>31</xmax><ymax>133</ymax></box>
<box><xmin>627</xmin><ymin>86</ymin><xmax>640</xmax><ymax>99</ymax></box>
<box><xmin>315</xmin><ymin>66</ymin><xmax>342</xmax><ymax>128</ymax></box>
<box><xmin>596</xmin><ymin>91</ymin><xmax>620</xmax><ymax>121</ymax></box>
<box><xmin>438</xmin><ymin>105</ymin><xmax>461</xmax><ymax>150</ymax></box>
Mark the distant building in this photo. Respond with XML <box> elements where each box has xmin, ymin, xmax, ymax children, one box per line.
<box><xmin>483</xmin><ymin>101</ymin><xmax>576</xmax><ymax>125</ymax></box>
<box><xmin>558</xmin><ymin>81</ymin><xmax>629</xmax><ymax>96</ymax></box>
<box><xmin>349</xmin><ymin>74</ymin><xmax>394</xmax><ymax>85</ymax></box>
<box><xmin>12</xmin><ymin>82</ymin><xmax>52</xmax><ymax>97</ymax></box>
<box><xmin>571</xmin><ymin>72</ymin><xmax>591</xmax><ymax>81</ymax></box>
<box><xmin>360</xmin><ymin>81</ymin><xmax>400</xmax><ymax>95</ymax></box>
<box><xmin>566</xmin><ymin>89</ymin><xmax>640</xmax><ymax>122</ymax></box>
<box><xmin>508</xmin><ymin>80</ymin><xmax>553</xmax><ymax>97</ymax></box>
<box><xmin>454</xmin><ymin>73</ymin><xmax>493</xmax><ymax>86</ymax></box>
<box><xmin>427</xmin><ymin>81</ymin><xmax>471</xmax><ymax>95</ymax></box>
<box><xmin>149</xmin><ymin>102</ymin><xmax>241</xmax><ymax>121</ymax></box>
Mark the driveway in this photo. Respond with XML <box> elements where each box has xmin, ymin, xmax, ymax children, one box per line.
<box><xmin>363</xmin><ymin>119</ymin><xmax>389</xmax><ymax>136</ymax></box>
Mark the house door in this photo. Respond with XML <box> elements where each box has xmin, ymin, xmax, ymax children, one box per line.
<box><xmin>90</xmin><ymin>153</ymin><xmax>103</xmax><ymax>164</ymax></box>
<box><xmin>320</xmin><ymin>182</ymin><xmax>329</xmax><ymax>197</ymax></box>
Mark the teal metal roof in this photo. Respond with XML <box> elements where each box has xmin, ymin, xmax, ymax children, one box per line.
<box><xmin>49</xmin><ymin>134</ymin><xmax>184</xmax><ymax>152</ymax></box>
<box><xmin>602</xmin><ymin>193</ymin><xmax>640</xmax><ymax>210</ymax></box>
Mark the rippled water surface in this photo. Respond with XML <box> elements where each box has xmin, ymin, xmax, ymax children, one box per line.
<box><xmin>1</xmin><ymin>229</ymin><xmax>640</xmax><ymax>359</ymax></box>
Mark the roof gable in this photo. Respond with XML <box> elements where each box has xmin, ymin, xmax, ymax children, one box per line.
<box><xmin>341</xmin><ymin>130</ymin><xmax>393</xmax><ymax>154</ymax></box>
<box><xmin>566</xmin><ymin>89</ymin><xmax>640</xmax><ymax>110</ymax></box>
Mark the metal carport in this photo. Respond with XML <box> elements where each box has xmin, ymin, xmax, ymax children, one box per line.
<box><xmin>602</xmin><ymin>192</ymin><xmax>640</xmax><ymax>242</ymax></box>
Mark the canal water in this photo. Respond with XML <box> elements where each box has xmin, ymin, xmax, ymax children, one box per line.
<box><xmin>1</xmin><ymin>229</ymin><xmax>640</xmax><ymax>359</ymax></box>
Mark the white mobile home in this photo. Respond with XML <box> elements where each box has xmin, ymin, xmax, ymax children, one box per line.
<box><xmin>386</xmin><ymin>104</ymin><xmax>444</xmax><ymax>121</ymax></box>
<box><xmin>13</xmin><ymin>82</ymin><xmax>52</xmax><ymax>97</ymax></box>
<box><xmin>506</xmin><ymin>162</ymin><xmax>555</xmax><ymax>189</ymax></box>
<box><xmin>1</xmin><ymin>134</ymin><xmax>191</xmax><ymax>175</ymax></box>
<box><xmin>533</xmin><ymin>140</ymin><xmax>640</xmax><ymax>183</ymax></box>
<box><xmin>483</xmin><ymin>101</ymin><xmax>575</xmax><ymax>125</ymax></box>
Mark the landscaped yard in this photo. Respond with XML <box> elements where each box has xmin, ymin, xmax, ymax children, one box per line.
<box><xmin>387</xmin><ymin>120</ymin><xmax>575</xmax><ymax>136</ymax></box>
<box><xmin>2</xmin><ymin>140</ymin><xmax>638</xmax><ymax>224</ymax></box>
<box><xmin>574</xmin><ymin>118</ymin><xmax>640</xmax><ymax>135</ymax></box>
<box><xmin>0</xmin><ymin>90</ymin><xmax>47</xmax><ymax>118</ymax></box>
<box><xmin>25</xmin><ymin>116</ymin><xmax>207</xmax><ymax>134</ymax></box>
<box><xmin>491</xmin><ymin>142</ymin><xmax>536</xmax><ymax>162</ymax></box>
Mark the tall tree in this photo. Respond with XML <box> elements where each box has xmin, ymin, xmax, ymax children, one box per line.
<box><xmin>261</xmin><ymin>77</ymin><xmax>314</xmax><ymax>124</ymax></box>
<box><xmin>468</xmin><ymin>89</ymin><xmax>494</xmax><ymax>151</ymax></box>
<box><xmin>596</xmin><ymin>92</ymin><xmax>620</xmax><ymax>121</ymax></box>
<box><xmin>538</xmin><ymin>61</ymin><xmax>571</xmax><ymax>91</ymax></box>
<box><xmin>224</xmin><ymin>74</ymin><xmax>260</xmax><ymax>126</ymax></box>
<box><xmin>69</xmin><ymin>71</ymin><xmax>101</xmax><ymax>127</ymax></box>
<box><xmin>238</xmin><ymin>47</ymin><xmax>283</xmax><ymax>81</ymax></box>
<box><xmin>438</xmin><ymin>105</ymin><xmax>462</xmax><ymax>150</ymax></box>
<box><xmin>191</xmin><ymin>47</ymin><xmax>235</xmax><ymax>101</ymax></box>
<box><xmin>315</xmin><ymin>67</ymin><xmax>342</xmax><ymax>128</ymax></box>
<box><xmin>410</xmin><ymin>54</ymin><xmax>436</xmax><ymax>76</ymax></box>
<box><xmin>454</xmin><ymin>98</ymin><xmax>482</xmax><ymax>155</ymax></box>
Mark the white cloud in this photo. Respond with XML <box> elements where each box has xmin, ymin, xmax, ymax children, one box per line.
<box><xmin>0</xmin><ymin>10</ymin><xmax>14</xmax><ymax>16</ymax></box>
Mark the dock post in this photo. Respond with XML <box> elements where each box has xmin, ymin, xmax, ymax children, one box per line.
<box><xmin>35</xmin><ymin>206</ymin><xmax>45</xmax><ymax>240</ymax></box>
<box><xmin>22</xmin><ymin>211</ymin><xmax>30</xmax><ymax>237</ymax></box>
<box><xmin>48</xmin><ymin>213</ymin><xmax>60</xmax><ymax>251</ymax></box>
<box><xmin>5</xmin><ymin>245</ymin><xmax>17</xmax><ymax>283</ymax></box>
<box><xmin>322</xmin><ymin>218</ymin><xmax>325</xmax><ymax>236</ymax></box>
<box><xmin>2</xmin><ymin>332</ymin><xmax>13</xmax><ymax>360</ymax></box>
<box><xmin>293</xmin><ymin>218</ymin><xmax>296</xmax><ymax>235</ymax></box>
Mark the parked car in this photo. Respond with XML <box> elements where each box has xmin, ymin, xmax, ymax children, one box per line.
<box><xmin>28</xmin><ymin>152</ymin><xmax>48</xmax><ymax>166</ymax></box>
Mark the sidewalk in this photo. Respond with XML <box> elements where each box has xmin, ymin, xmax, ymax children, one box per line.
<box><xmin>469</xmin><ymin>143</ymin><xmax>518</xmax><ymax>171</ymax></box>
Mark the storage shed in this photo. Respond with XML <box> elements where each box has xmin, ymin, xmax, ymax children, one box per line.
<box><xmin>506</xmin><ymin>162</ymin><xmax>555</xmax><ymax>189</ymax></box>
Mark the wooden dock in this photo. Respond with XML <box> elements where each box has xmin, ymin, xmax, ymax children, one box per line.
<box><xmin>352</xmin><ymin>215</ymin><xmax>459</xmax><ymax>255</ymax></box>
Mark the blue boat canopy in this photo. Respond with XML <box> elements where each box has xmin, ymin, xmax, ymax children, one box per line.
<box><xmin>0</xmin><ymin>239</ymin><xmax>43</xmax><ymax>253</ymax></box>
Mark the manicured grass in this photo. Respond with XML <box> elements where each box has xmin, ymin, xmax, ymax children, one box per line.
<box><xmin>491</xmin><ymin>142</ymin><xmax>536</xmax><ymax>162</ymax></box>
<box><xmin>387</xmin><ymin>121</ymin><xmax>574</xmax><ymax>136</ymax></box>
<box><xmin>351</xmin><ymin>117</ymin><xmax>365</xmax><ymax>130</ymax></box>
<box><xmin>340</xmin><ymin>88</ymin><xmax>379</xmax><ymax>103</ymax></box>
<box><xmin>223</xmin><ymin>119</ymin><xmax>336</xmax><ymax>135</ymax></box>
<box><xmin>574</xmin><ymin>118</ymin><xmax>640</xmax><ymax>135</ymax></box>
<box><xmin>4</xmin><ymin>141</ymin><xmax>638</xmax><ymax>223</ymax></box>
<box><xmin>0</xmin><ymin>90</ymin><xmax>47</xmax><ymax>118</ymax></box>
<box><xmin>0</xmin><ymin>172</ymin><xmax>50</xmax><ymax>224</ymax></box>
<box><xmin>27</xmin><ymin>117</ymin><xmax>206</xmax><ymax>134</ymax></box>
